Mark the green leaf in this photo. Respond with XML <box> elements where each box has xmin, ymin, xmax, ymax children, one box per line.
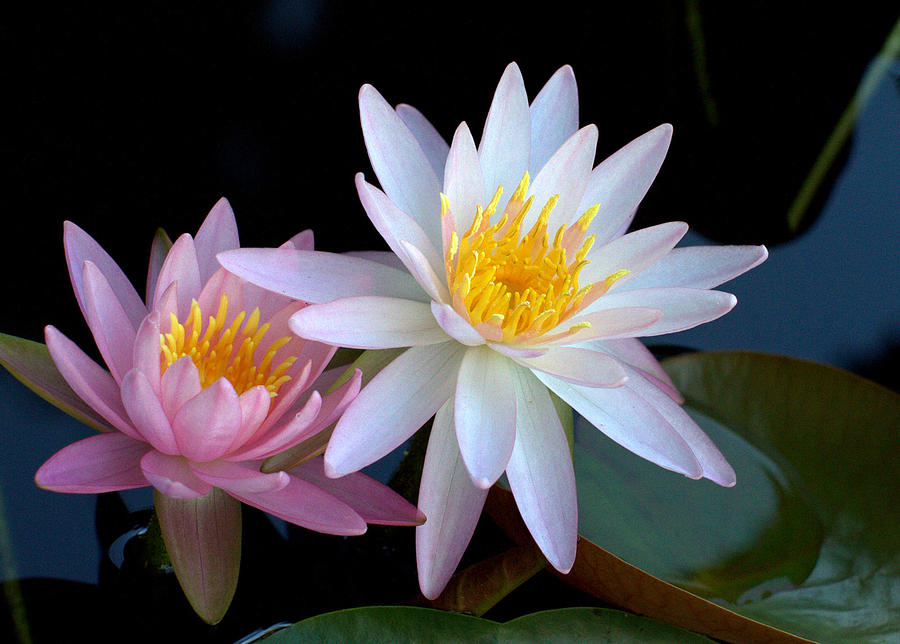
<box><xmin>0</xmin><ymin>333</ymin><xmax>113</xmax><ymax>433</ymax></box>
<box><xmin>154</xmin><ymin>488</ymin><xmax>242</xmax><ymax>625</ymax></box>
<box><xmin>262</xmin><ymin>606</ymin><xmax>712</xmax><ymax>643</ymax></box>
<box><xmin>569</xmin><ymin>351</ymin><xmax>900</xmax><ymax>643</ymax></box>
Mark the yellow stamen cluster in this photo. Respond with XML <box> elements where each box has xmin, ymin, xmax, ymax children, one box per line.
<box><xmin>444</xmin><ymin>173</ymin><xmax>625</xmax><ymax>343</ymax></box>
<box><xmin>160</xmin><ymin>294</ymin><xmax>295</xmax><ymax>398</ymax></box>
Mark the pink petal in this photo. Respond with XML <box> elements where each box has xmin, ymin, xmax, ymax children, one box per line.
<box><xmin>534</xmin><ymin>371</ymin><xmax>703</xmax><ymax>479</ymax></box>
<box><xmin>45</xmin><ymin>325</ymin><xmax>141</xmax><ymax>439</ymax></box>
<box><xmin>152</xmin><ymin>233</ymin><xmax>202</xmax><ymax>318</ymax></box>
<box><xmin>529</xmin><ymin>65</ymin><xmax>579</xmax><ymax>174</ymax></box>
<box><xmin>141</xmin><ymin>451</ymin><xmax>213</xmax><ymax>498</ymax></box>
<box><xmin>430</xmin><ymin>302</ymin><xmax>484</xmax><ymax>346</ymax></box>
<box><xmin>217</xmin><ymin>248</ymin><xmax>428</xmax><ymax>304</ymax></box>
<box><xmin>225</xmin><ymin>390</ymin><xmax>321</xmax><ymax>461</ymax></box>
<box><xmin>290</xmin><ymin>456</ymin><xmax>425</xmax><ymax>526</ymax></box>
<box><xmin>289</xmin><ymin>296</ymin><xmax>446</xmax><ymax>349</ymax></box>
<box><xmin>172</xmin><ymin>378</ymin><xmax>243</xmax><ymax>463</ymax></box>
<box><xmin>507</xmin><ymin>366</ymin><xmax>577</xmax><ymax>572</ymax></box>
<box><xmin>581</xmin><ymin>222</ymin><xmax>688</xmax><ymax>286</ymax></box>
<box><xmin>416</xmin><ymin>399</ymin><xmax>489</xmax><ymax>599</ymax></box>
<box><xmin>121</xmin><ymin>368</ymin><xmax>180</xmax><ymax>454</ymax></box>
<box><xmin>579</xmin><ymin>123</ymin><xmax>673</xmax><ymax>244</ymax></box>
<box><xmin>454</xmin><ymin>346</ymin><xmax>517</xmax><ymax>488</ymax></box>
<box><xmin>396</xmin><ymin>102</ymin><xmax>450</xmax><ymax>180</ymax></box>
<box><xmin>479</xmin><ymin>62</ymin><xmax>531</xmax><ymax>208</ymax></box>
<box><xmin>517</xmin><ymin>347</ymin><xmax>627</xmax><ymax>387</ymax></box>
<box><xmin>356</xmin><ymin>173</ymin><xmax>444</xmax><ymax>278</ymax></box>
<box><xmin>325</xmin><ymin>341</ymin><xmax>465</xmax><ymax>478</ymax></box>
<box><xmin>225</xmin><ymin>385</ymin><xmax>271</xmax><ymax>453</ymax></box>
<box><xmin>526</xmin><ymin>125</ymin><xmax>598</xmax><ymax>232</ymax></box>
<box><xmin>145</xmin><ymin>228</ymin><xmax>173</xmax><ymax>306</ymax></box>
<box><xmin>132</xmin><ymin>312</ymin><xmax>162</xmax><ymax>395</ymax></box>
<box><xmin>64</xmin><ymin>221</ymin><xmax>147</xmax><ymax>329</ymax></box>
<box><xmin>582</xmin><ymin>287</ymin><xmax>737</xmax><ymax>337</ymax></box>
<box><xmin>35</xmin><ymin>433</ymin><xmax>150</xmax><ymax>493</ymax></box>
<box><xmin>618</xmin><ymin>245</ymin><xmax>769</xmax><ymax>291</ymax></box>
<box><xmin>359</xmin><ymin>84</ymin><xmax>443</xmax><ymax>249</ymax></box>
<box><xmin>443</xmin><ymin>122</ymin><xmax>485</xmax><ymax>236</ymax></box>
<box><xmin>623</xmin><ymin>366</ymin><xmax>735</xmax><ymax>486</ymax></box>
<box><xmin>232</xmin><ymin>475</ymin><xmax>367</xmax><ymax>535</ymax></box>
<box><xmin>194</xmin><ymin>197</ymin><xmax>240</xmax><ymax>284</ymax></box>
<box><xmin>82</xmin><ymin>261</ymin><xmax>137</xmax><ymax>383</ymax></box>
<box><xmin>190</xmin><ymin>460</ymin><xmax>290</xmax><ymax>494</ymax></box>
<box><xmin>196</xmin><ymin>267</ymin><xmax>245</xmax><ymax>327</ymax></box>
<box><xmin>277</xmin><ymin>367</ymin><xmax>362</xmax><ymax>444</ymax></box>
<box><xmin>160</xmin><ymin>356</ymin><xmax>203</xmax><ymax>421</ymax></box>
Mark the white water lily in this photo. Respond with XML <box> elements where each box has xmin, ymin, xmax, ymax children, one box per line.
<box><xmin>219</xmin><ymin>62</ymin><xmax>767</xmax><ymax>598</ymax></box>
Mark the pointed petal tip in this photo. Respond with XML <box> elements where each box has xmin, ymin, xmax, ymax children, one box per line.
<box><xmin>322</xmin><ymin>456</ymin><xmax>344</xmax><ymax>479</ymax></box>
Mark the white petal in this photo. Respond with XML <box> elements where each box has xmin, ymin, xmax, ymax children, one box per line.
<box><xmin>396</xmin><ymin>103</ymin><xmax>450</xmax><ymax>180</ymax></box>
<box><xmin>355</xmin><ymin>173</ymin><xmax>444</xmax><ymax>278</ymax></box>
<box><xmin>579</xmin><ymin>123</ymin><xmax>673</xmax><ymax>244</ymax></box>
<box><xmin>288</xmin><ymin>297</ymin><xmax>447</xmax><ymax>349</ymax></box>
<box><xmin>416</xmin><ymin>398</ymin><xmax>489</xmax><ymax>599</ymax></box>
<box><xmin>430</xmin><ymin>302</ymin><xmax>485</xmax><ymax>346</ymax></box>
<box><xmin>479</xmin><ymin>62</ymin><xmax>531</xmax><ymax>206</ymax></box>
<box><xmin>590</xmin><ymin>338</ymin><xmax>682</xmax><ymax>402</ymax></box>
<box><xmin>536</xmin><ymin>307</ymin><xmax>662</xmax><ymax>346</ymax></box>
<box><xmin>526</xmin><ymin>125</ymin><xmax>598</xmax><ymax>232</ymax></box>
<box><xmin>535</xmin><ymin>371</ymin><xmax>702</xmax><ymax>478</ymax></box>
<box><xmin>582</xmin><ymin>288</ymin><xmax>737</xmax><ymax>337</ymax></box>
<box><xmin>617</xmin><ymin>245</ymin><xmax>769</xmax><ymax>291</ymax></box>
<box><xmin>507</xmin><ymin>366</ymin><xmax>577</xmax><ymax>573</ymax></box>
<box><xmin>444</xmin><ymin>122</ymin><xmax>485</xmax><ymax>236</ymax></box>
<box><xmin>359</xmin><ymin>84</ymin><xmax>443</xmax><ymax>248</ymax></box>
<box><xmin>324</xmin><ymin>342</ymin><xmax>465</xmax><ymax>478</ymax></box>
<box><xmin>218</xmin><ymin>248</ymin><xmax>429</xmax><ymax>304</ymax></box>
<box><xmin>400</xmin><ymin>241</ymin><xmax>451</xmax><ymax>304</ymax></box>
<box><xmin>580</xmin><ymin>222</ymin><xmax>688</xmax><ymax>286</ymax></box>
<box><xmin>517</xmin><ymin>347</ymin><xmax>627</xmax><ymax>387</ymax></box>
<box><xmin>454</xmin><ymin>346</ymin><xmax>517</xmax><ymax>488</ymax></box>
<box><xmin>529</xmin><ymin>65</ymin><xmax>579</xmax><ymax>174</ymax></box>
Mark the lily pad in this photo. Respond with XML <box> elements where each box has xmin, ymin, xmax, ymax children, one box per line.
<box><xmin>261</xmin><ymin>606</ymin><xmax>712</xmax><ymax>643</ymax></box>
<box><xmin>567</xmin><ymin>351</ymin><xmax>900</xmax><ymax>643</ymax></box>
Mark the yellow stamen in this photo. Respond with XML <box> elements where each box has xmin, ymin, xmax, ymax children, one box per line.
<box><xmin>159</xmin><ymin>294</ymin><xmax>295</xmax><ymax>398</ymax></box>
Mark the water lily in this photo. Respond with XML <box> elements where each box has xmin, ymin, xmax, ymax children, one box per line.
<box><xmin>12</xmin><ymin>199</ymin><xmax>422</xmax><ymax>622</ymax></box>
<box><xmin>218</xmin><ymin>63</ymin><xmax>768</xmax><ymax>599</ymax></box>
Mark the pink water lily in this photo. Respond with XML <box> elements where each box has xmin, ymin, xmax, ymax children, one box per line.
<box><xmin>219</xmin><ymin>63</ymin><xmax>768</xmax><ymax>599</ymax></box>
<box><xmin>23</xmin><ymin>199</ymin><xmax>422</xmax><ymax>622</ymax></box>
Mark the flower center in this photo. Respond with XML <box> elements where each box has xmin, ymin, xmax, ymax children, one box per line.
<box><xmin>444</xmin><ymin>172</ymin><xmax>627</xmax><ymax>343</ymax></box>
<box><xmin>160</xmin><ymin>294</ymin><xmax>296</xmax><ymax>397</ymax></box>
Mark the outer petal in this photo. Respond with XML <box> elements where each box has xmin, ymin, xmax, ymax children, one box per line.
<box><xmin>140</xmin><ymin>450</ymin><xmax>212</xmax><ymax>498</ymax></box>
<box><xmin>121</xmin><ymin>368</ymin><xmax>180</xmax><ymax>454</ymax></box>
<box><xmin>64</xmin><ymin>221</ymin><xmax>147</xmax><ymax>329</ymax></box>
<box><xmin>580</xmin><ymin>222</ymin><xmax>688</xmax><ymax>286</ymax></box>
<box><xmin>289</xmin><ymin>297</ymin><xmax>447</xmax><ymax>349</ymax></box>
<box><xmin>443</xmin><ymin>122</ymin><xmax>485</xmax><ymax>236</ymax></box>
<box><xmin>290</xmin><ymin>456</ymin><xmax>425</xmax><ymax>526</ymax></box>
<box><xmin>396</xmin><ymin>103</ymin><xmax>450</xmax><ymax>179</ymax></box>
<box><xmin>325</xmin><ymin>342</ymin><xmax>465</xmax><ymax>478</ymax></box>
<box><xmin>529</xmin><ymin>65</ymin><xmax>579</xmax><ymax>174</ymax></box>
<box><xmin>190</xmin><ymin>460</ymin><xmax>290</xmax><ymax>494</ymax></box>
<box><xmin>479</xmin><ymin>62</ymin><xmax>531</xmax><ymax>207</ymax></box>
<box><xmin>45</xmin><ymin>325</ymin><xmax>141</xmax><ymax>439</ymax></box>
<box><xmin>507</xmin><ymin>366</ymin><xmax>577</xmax><ymax>573</ymax></box>
<box><xmin>359</xmin><ymin>84</ymin><xmax>443</xmax><ymax>248</ymax></box>
<box><xmin>623</xmin><ymin>366</ymin><xmax>735</xmax><ymax>486</ymax></box>
<box><xmin>617</xmin><ymin>245</ymin><xmax>769</xmax><ymax>291</ymax></box>
<box><xmin>534</xmin><ymin>371</ymin><xmax>703</xmax><ymax>479</ymax></box>
<box><xmin>416</xmin><ymin>398</ymin><xmax>489</xmax><ymax>599</ymax></box>
<box><xmin>454</xmin><ymin>346</ymin><xmax>517</xmax><ymax>488</ymax></box>
<box><xmin>355</xmin><ymin>173</ymin><xmax>444</xmax><ymax>278</ymax></box>
<box><xmin>516</xmin><ymin>347</ymin><xmax>627</xmax><ymax>387</ymax></box>
<box><xmin>593</xmin><ymin>337</ymin><xmax>682</xmax><ymax>403</ymax></box>
<box><xmin>193</xmin><ymin>197</ymin><xmax>240</xmax><ymax>284</ymax></box>
<box><xmin>151</xmin><ymin>233</ymin><xmax>202</xmax><ymax>317</ymax></box>
<box><xmin>35</xmin><ymin>433</ymin><xmax>150</xmax><ymax>493</ymax></box>
<box><xmin>217</xmin><ymin>248</ymin><xmax>428</xmax><ymax>304</ymax></box>
<box><xmin>581</xmin><ymin>288</ymin><xmax>737</xmax><ymax>337</ymax></box>
<box><xmin>82</xmin><ymin>261</ymin><xmax>137</xmax><ymax>383</ymax></box>
<box><xmin>579</xmin><ymin>123</ymin><xmax>673</xmax><ymax>244</ymax></box>
<box><xmin>232</xmin><ymin>475</ymin><xmax>367</xmax><ymax>536</ymax></box>
<box><xmin>526</xmin><ymin>125</ymin><xmax>598</xmax><ymax>232</ymax></box>
<box><xmin>172</xmin><ymin>378</ymin><xmax>243</xmax><ymax>462</ymax></box>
